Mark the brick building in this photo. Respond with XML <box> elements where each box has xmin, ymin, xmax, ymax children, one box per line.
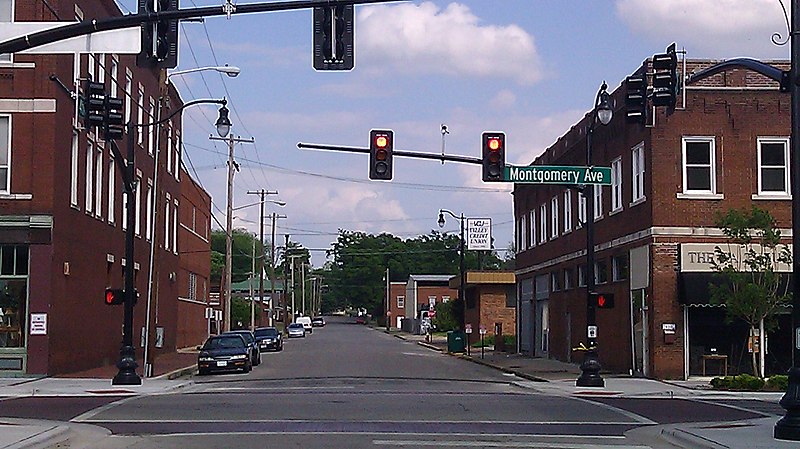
<box><xmin>397</xmin><ymin>275</ymin><xmax>457</xmax><ymax>334</ymax></box>
<box><xmin>0</xmin><ymin>0</ymin><xmax>211</xmax><ymax>376</ymax></box>
<box><xmin>451</xmin><ymin>271</ymin><xmax>516</xmax><ymax>346</ymax></box>
<box><xmin>513</xmin><ymin>57</ymin><xmax>792</xmax><ymax>379</ymax></box>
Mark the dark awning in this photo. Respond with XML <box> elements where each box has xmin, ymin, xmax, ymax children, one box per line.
<box><xmin>679</xmin><ymin>272</ymin><xmax>792</xmax><ymax>306</ymax></box>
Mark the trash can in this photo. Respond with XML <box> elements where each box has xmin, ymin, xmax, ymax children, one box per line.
<box><xmin>447</xmin><ymin>330</ymin><xmax>466</xmax><ymax>353</ymax></box>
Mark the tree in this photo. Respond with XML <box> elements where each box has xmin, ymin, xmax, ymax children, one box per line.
<box><xmin>709</xmin><ymin>206</ymin><xmax>792</xmax><ymax>377</ymax></box>
<box><xmin>210</xmin><ymin>229</ymin><xmax>268</xmax><ymax>286</ymax></box>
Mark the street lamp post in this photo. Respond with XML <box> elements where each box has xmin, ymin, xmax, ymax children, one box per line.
<box><xmin>166</xmin><ymin>65</ymin><xmax>241</xmax><ymax>84</ymax></box>
<box><xmin>776</xmin><ymin>0</ymin><xmax>800</xmax><ymax>440</ymax></box>
<box><xmin>576</xmin><ymin>82</ymin><xmax>612</xmax><ymax>388</ymax></box>
<box><xmin>438</xmin><ymin>209</ymin><xmax>466</xmax><ymax>344</ymax></box>
<box><xmin>112</xmin><ymin>99</ymin><xmax>229</xmax><ymax>385</ymax></box>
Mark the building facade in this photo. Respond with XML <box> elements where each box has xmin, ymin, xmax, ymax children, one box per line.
<box><xmin>0</xmin><ymin>0</ymin><xmax>211</xmax><ymax>376</ymax></box>
<box><xmin>514</xmin><ymin>57</ymin><xmax>791</xmax><ymax>379</ymax></box>
<box><xmin>451</xmin><ymin>271</ymin><xmax>516</xmax><ymax>346</ymax></box>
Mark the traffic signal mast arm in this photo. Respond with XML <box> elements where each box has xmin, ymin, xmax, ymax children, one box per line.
<box><xmin>297</xmin><ymin>142</ymin><xmax>482</xmax><ymax>165</ymax></box>
<box><xmin>0</xmin><ymin>0</ymin><xmax>404</xmax><ymax>55</ymax></box>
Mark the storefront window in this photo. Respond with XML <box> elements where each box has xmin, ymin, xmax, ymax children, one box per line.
<box><xmin>0</xmin><ymin>245</ymin><xmax>28</xmax><ymax>349</ymax></box>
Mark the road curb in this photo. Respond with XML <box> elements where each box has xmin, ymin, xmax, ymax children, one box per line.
<box><xmin>415</xmin><ymin>341</ymin><xmax>550</xmax><ymax>383</ymax></box>
<box><xmin>3</xmin><ymin>421</ymin><xmax>70</xmax><ymax>449</ymax></box>
<box><xmin>154</xmin><ymin>365</ymin><xmax>197</xmax><ymax>381</ymax></box>
<box><xmin>658</xmin><ymin>426</ymin><xmax>727</xmax><ymax>449</ymax></box>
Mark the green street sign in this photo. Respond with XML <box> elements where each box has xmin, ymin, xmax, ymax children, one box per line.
<box><xmin>504</xmin><ymin>165</ymin><xmax>612</xmax><ymax>185</ymax></box>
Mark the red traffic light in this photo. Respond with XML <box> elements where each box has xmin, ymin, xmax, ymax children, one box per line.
<box><xmin>487</xmin><ymin>138</ymin><xmax>502</xmax><ymax>151</ymax></box>
<box><xmin>375</xmin><ymin>135</ymin><xmax>389</xmax><ymax>149</ymax></box>
<box><xmin>105</xmin><ymin>288</ymin><xmax>125</xmax><ymax>306</ymax></box>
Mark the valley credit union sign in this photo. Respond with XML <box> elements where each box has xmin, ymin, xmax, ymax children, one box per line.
<box><xmin>467</xmin><ymin>218</ymin><xmax>492</xmax><ymax>250</ymax></box>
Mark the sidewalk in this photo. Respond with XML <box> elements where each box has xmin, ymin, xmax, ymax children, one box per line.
<box><xmin>387</xmin><ymin>328</ymin><xmax>795</xmax><ymax>449</ymax></box>
<box><xmin>0</xmin><ymin>349</ymin><xmax>198</xmax><ymax>448</ymax></box>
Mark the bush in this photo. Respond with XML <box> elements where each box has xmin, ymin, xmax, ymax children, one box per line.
<box><xmin>765</xmin><ymin>375</ymin><xmax>789</xmax><ymax>391</ymax></box>
<box><xmin>470</xmin><ymin>334</ymin><xmax>517</xmax><ymax>349</ymax></box>
<box><xmin>710</xmin><ymin>374</ymin><xmax>765</xmax><ymax>391</ymax></box>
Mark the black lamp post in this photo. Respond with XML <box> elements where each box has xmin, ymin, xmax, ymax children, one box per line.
<box><xmin>111</xmin><ymin>99</ymin><xmax>229</xmax><ymax>385</ymax></box>
<box><xmin>438</xmin><ymin>210</ymin><xmax>466</xmax><ymax>337</ymax></box>
<box><xmin>776</xmin><ymin>0</ymin><xmax>800</xmax><ymax>440</ymax></box>
<box><xmin>576</xmin><ymin>82</ymin><xmax>612</xmax><ymax>388</ymax></box>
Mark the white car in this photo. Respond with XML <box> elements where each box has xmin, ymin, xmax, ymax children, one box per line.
<box><xmin>295</xmin><ymin>316</ymin><xmax>313</xmax><ymax>334</ymax></box>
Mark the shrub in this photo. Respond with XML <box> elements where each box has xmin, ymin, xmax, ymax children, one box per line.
<box><xmin>710</xmin><ymin>374</ymin><xmax>765</xmax><ymax>391</ymax></box>
<box><xmin>765</xmin><ymin>375</ymin><xmax>789</xmax><ymax>391</ymax></box>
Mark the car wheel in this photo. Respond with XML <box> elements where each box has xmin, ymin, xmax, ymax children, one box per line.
<box><xmin>244</xmin><ymin>361</ymin><xmax>252</xmax><ymax>373</ymax></box>
<box><xmin>255</xmin><ymin>353</ymin><xmax>261</xmax><ymax>366</ymax></box>
<box><xmin>198</xmin><ymin>368</ymin><xmax>208</xmax><ymax>376</ymax></box>
<box><xmin>278</xmin><ymin>344</ymin><xmax>283</xmax><ymax>351</ymax></box>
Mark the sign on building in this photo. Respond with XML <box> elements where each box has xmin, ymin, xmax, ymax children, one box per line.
<box><xmin>467</xmin><ymin>218</ymin><xmax>492</xmax><ymax>250</ymax></box>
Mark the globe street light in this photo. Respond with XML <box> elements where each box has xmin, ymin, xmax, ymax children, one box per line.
<box><xmin>576</xmin><ymin>81</ymin><xmax>612</xmax><ymax>388</ymax></box>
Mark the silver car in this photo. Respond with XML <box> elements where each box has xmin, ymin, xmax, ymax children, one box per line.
<box><xmin>287</xmin><ymin>322</ymin><xmax>306</xmax><ymax>338</ymax></box>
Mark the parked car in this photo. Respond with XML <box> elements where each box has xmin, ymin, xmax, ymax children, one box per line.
<box><xmin>311</xmin><ymin>317</ymin><xmax>326</xmax><ymax>327</ymax></box>
<box><xmin>295</xmin><ymin>316</ymin><xmax>313</xmax><ymax>334</ymax></box>
<box><xmin>355</xmin><ymin>316</ymin><xmax>366</xmax><ymax>325</ymax></box>
<box><xmin>287</xmin><ymin>322</ymin><xmax>306</xmax><ymax>338</ymax></box>
<box><xmin>197</xmin><ymin>334</ymin><xmax>251</xmax><ymax>375</ymax></box>
<box><xmin>223</xmin><ymin>330</ymin><xmax>261</xmax><ymax>366</ymax></box>
<box><xmin>254</xmin><ymin>327</ymin><xmax>283</xmax><ymax>351</ymax></box>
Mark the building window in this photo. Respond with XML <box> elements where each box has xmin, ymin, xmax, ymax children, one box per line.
<box><xmin>550</xmin><ymin>272</ymin><xmax>560</xmax><ymax>292</ymax></box>
<box><xmin>682</xmin><ymin>137</ymin><xmax>716</xmax><ymax>194</ymax></box>
<box><xmin>164</xmin><ymin>193</ymin><xmax>171</xmax><ymax>251</ymax></box>
<box><xmin>613</xmin><ymin>254</ymin><xmax>629</xmax><ymax>281</ymax></box>
<box><xmin>0</xmin><ymin>245</ymin><xmax>29</xmax><ymax>349</ymax></box>
<box><xmin>167</xmin><ymin>126</ymin><xmax>173</xmax><ymax>175</ymax></box>
<box><xmin>632</xmin><ymin>142</ymin><xmax>645</xmax><ymax>203</ymax></box>
<box><xmin>0</xmin><ymin>116</ymin><xmax>10</xmax><ymax>194</ymax></box>
<box><xmin>577</xmin><ymin>191</ymin><xmax>586</xmax><ymax>228</ymax></box>
<box><xmin>611</xmin><ymin>157</ymin><xmax>622</xmax><ymax>212</ymax></box>
<box><xmin>593</xmin><ymin>185</ymin><xmax>603</xmax><ymax>219</ymax></box>
<box><xmin>578</xmin><ymin>264</ymin><xmax>587</xmax><ymax>287</ymax></box>
<box><xmin>189</xmin><ymin>272</ymin><xmax>197</xmax><ymax>301</ymax></box>
<box><xmin>595</xmin><ymin>259</ymin><xmax>608</xmax><ymax>284</ymax></box>
<box><xmin>0</xmin><ymin>0</ymin><xmax>13</xmax><ymax>63</ymax></box>
<box><xmin>539</xmin><ymin>204</ymin><xmax>547</xmax><ymax>243</ymax></box>
<box><xmin>550</xmin><ymin>196</ymin><xmax>559</xmax><ymax>239</ymax></box>
<box><xmin>428</xmin><ymin>296</ymin><xmax>436</xmax><ymax>308</ymax></box>
<box><xmin>397</xmin><ymin>296</ymin><xmax>405</xmax><ymax>308</ymax></box>
<box><xmin>137</xmin><ymin>84</ymin><xmax>144</xmax><ymax>145</ymax></box>
<box><xmin>442</xmin><ymin>296</ymin><xmax>450</xmax><ymax>303</ymax></box>
<box><xmin>70</xmin><ymin>132</ymin><xmax>78</xmax><ymax>205</ymax></box>
<box><xmin>563</xmin><ymin>190</ymin><xmax>572</xmax><ymax>233</ymax></box>
<box><xmin>94</xmin><ymin>144</ymin><xmax>103</xmax><ymax>218</ymax></box>
<box><xmin>107</xmin><ymin>157</ymin><xmax>115</xmax><ymax>224</ymax></box>
<box><xmin>528</xmin><ymin>210</ymin><xmax>536</xmax><ymax>248</ymax></box>
<box><xmin>85</xmin><ymin>140</ymin><xmax>94</xmax><ymax>213</ymax></box>
<box><xmin>520</xmin><ymin>213</ymin><xmax>527</xmax><ymax>251</ymax></box>
<box><xmin>135</xmin><ymin>175</ymin><xmax>142</xmax><ymax>236</ymax></box>
<box><xmin>122</xmin><ymin>192</ymin><xmax>128</xmax><ymax>230</ymax></box>
<box><xmin>110</xmin><ymin>56</ymin><xmax>119</xmax><ymax>97</ymax></box>
<box><xmin>146</xmin><ymin>180</ymin><xmax>153</xmax><ymax>241</ymax></box>
<box><xmin>173</xmin><ymin>200</ymin><xmax>179</xmax><ymax>254</ymax></box>
<box><xmin>563</xmin><ymin>268</ymin><xmax>573</xmax><ymax>290</ymax></box>
<box><xmin>757</xmin><ymin>138</ymin><xmax>790</xmax><ymax>196</ymax></box>
<box><xmin>174</xmin><ymin>131</ymin><xmax>181</xmax><ymax>180</ymax></box>
<box><xmin>515</xmin><ymin>216</ymin><xmax>522</xmax><ymax>253</ymax></box>
<box><xmin>148</xmin><ymin>98</ymin><xmax>155</xmax><ymax>156</ymax></box>
<box><xmin>124</xmin><ymin>71</ymin><xmax>132</xmax><ymax>125</ymax></box>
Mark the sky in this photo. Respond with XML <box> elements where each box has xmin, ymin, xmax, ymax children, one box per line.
<box><xmin>115</xmin><ymin>0</ymin><xmax>791</xmax><ymax>267</ymax></box>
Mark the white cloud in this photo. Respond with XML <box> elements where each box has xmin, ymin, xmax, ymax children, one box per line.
<box><xmin>490</xmin><ymin>89</ymin><xmax>516</xmax><ymax>110</ymax></box>
<box><xmin>358</xmin><ymin>2</ymin><xmax>542</xmax><ymax>85</ymax></box>
<box><xmin>615</xmin><ymin>0</ymin><xmax>788</xmax><ymax>57</ymax></box>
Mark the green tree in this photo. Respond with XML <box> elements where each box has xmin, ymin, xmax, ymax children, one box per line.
<box><xmin>709</xmin><ymin>206</ymin><xmax>791</xmax><ymax>377</ymax></box>
<box><xmin>432</xmin><ymin>300</ymin><xmax>459</xmax><ymax>332</ymax></box>
<box><xmin>211</xmin><ymin>229</ymin><xmax>267</xmax><ymax>285</ymax></box>
<box><xmin>230</xmin><ymin>296</ymin><xmax>260</xmax><ymax>330</ymax></box>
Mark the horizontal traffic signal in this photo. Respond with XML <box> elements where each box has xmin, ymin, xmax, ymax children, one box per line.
<box><xmin>589</xmin><ymin>292</ymin><xmax>615</xmax><ymax>309</ymax></box>
<box><xmin>625</xmin><ymin>75</ymin><xmax>647</xmax><ymax>125</ymax></box>
<box><xmin>651</xmin><ymin>43</ymin><xmax>678</xmax><ymax>110</ymax></box>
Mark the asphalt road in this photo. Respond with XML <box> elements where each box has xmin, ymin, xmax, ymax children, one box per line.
<box><xmin>0</xmin><ymin>316</ymin><xmax>772</xmax><ymax>448</ymax></box>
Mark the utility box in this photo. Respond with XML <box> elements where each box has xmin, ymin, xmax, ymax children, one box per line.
<box><xmin>447</xmin><ymin>331</ymin><xmax>466</xmax><ymax>353</ymax></box>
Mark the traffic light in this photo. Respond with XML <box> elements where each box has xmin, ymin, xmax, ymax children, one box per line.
<box><xmin>481</xmin><ymin>132</ymin><xmax>505</xmax><ymax>182</ymax></box>
<box><xmin>105</xmin><ymin>288</ymin><xmax>125</xmax><ymax>306</ymax></box>
<box><xmin>138</xmin><ymin>0</ymin><xmax>179</xmax><ymax>68</ymax></box>
<box><xmin>589</xmin><ymin>292</ymin><xmax>615</xmax><ymax>309</ymax></box>
<box><xmin>313</xmin><ymin>4</ymin><xmax>354</xmax><ymax>71</ymax></box>
<box><xmin>369</xmin><ymin>129</ymin><xmax>393</xmax><ymax>180</ymax></box>
<box><xmin>651</xmin><ymin>43</ymin><xmax>678</xmax><ymax>110</ymax></box>
<box><xmin>84</xmin><ymin>82</ymin><xmax>106</xmax><ymax>129</ymax></box>
<box><xmin>625</xmin><ymin>74</ymin><xmax>647</xmax><ymax>125</ymax></box>
<box><xmin>104</xmin><ymin>97</ymin><xmax>124</xmax><ymax>141</ymax></box>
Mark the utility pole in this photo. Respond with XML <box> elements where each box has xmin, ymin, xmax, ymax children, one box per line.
<box><xmin>270</xmin><ymin>213</ymin><xmax>286</xmax><ymax>326</ymax></box>
<box><xmin>301</xmin><ymin>262</ymin><xmax>306</xmax><ymax>316</ymax></box>
<box><xmin>250</xmin><ymin>238</ymin><xmax>255</xmax><ymax>330</ymax></box>
<box><xmin>209</xmin><ymin>132</ymin><xmax>255</xmax><ymax>332</ymax></box>
<box><xmin>283</xmin><ymin>234</ymin><xmax>290</xmax><ymax>330</ymax></box>
<box><xmin>246</xmin><ymin>189</ymin><xmax>279</xmax><ymax>327</ymax></box>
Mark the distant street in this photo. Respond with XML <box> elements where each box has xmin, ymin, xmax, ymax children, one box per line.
<box><xmin>0</xmin><ymin>317</ymin><xmax>778</xmax><ymax>448</ymax></box>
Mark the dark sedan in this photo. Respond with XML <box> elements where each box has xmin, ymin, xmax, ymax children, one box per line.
<box><xmin>254</xmin><ymin>327</ymin><xmax>283</xmax><ymax>351</ymax></box>
<box><xmin>197</xmin><ymin>334</ymin><xmax>251</xmax><ymax>375</ymax></box>
<box><xmin>223</xmin><ymin>330</ymin><xmax>261</xmax><ymax>366</ymax></box>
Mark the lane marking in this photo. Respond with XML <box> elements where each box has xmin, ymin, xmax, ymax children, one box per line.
<box><xmin>71</xmin><ymin>396</ymin><xmax>141</xmax><ymax>423</ymax></box>
<box><xmin>568</xmin><ymin>396</ymin><xmax>657</xmax><ymax>425</ymax></box>
<box><xmin>373</xmin><ymin>440</ymin><xmax>649</xmax><ymax>448</ymax></box>
<box><xmin>102</xmin><ymin>431</ymin><xmax>634</xmax><ymax>439</ymax></box>
<box><xmin>76</xmin><ymin>418</ymin><xmax>642</xmax><ymax>425</ymax></box>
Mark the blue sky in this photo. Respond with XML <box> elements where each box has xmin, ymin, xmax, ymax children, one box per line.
<box><xmin>118</xmin><ymin>0</ymin><xmax>789</xmax><ymax>266</ymax></box>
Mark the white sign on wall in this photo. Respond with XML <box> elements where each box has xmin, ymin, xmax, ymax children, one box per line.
<box><xmin>30</xmin><ymin>313</ymin><xmax>47</xmax><ymax>335</ymax></box>
<box><xmin>467</xmin><ymin>218</ymin><xmax>492</xmax><ymax>250</ymax></box>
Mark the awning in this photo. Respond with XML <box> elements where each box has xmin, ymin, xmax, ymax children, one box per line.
<box><xmin>679</xmin><ymin>272</ymin><xmax>792</xmax><ymax>306</ymax></box>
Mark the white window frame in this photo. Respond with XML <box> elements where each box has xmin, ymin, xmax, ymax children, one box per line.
<box><xmin>0</xmin><ymin>116</ymin><xmax>11</xmax><ymax>194</ymax></box>
<box><xmin>167</xmin><ymin>125</ymin><xmax>173</xmax><ymax>174</ymax></box>
<box><xmin>134</xmin><ymin>175</ymin><xmax>142</xmax><ymax>237</ymax></box>
<box><xmin>124</xmin><ymin>71</ymin><xmax>132</xmax><ymax>125</ymax></box>
<box><xmin>85</xmin><ymin>139</ymin><xmax>94</xmax><ymax>214</ymax></box>
<box><xmin>148</xmin><ymin>97</ymin><xmax>155</xmax><ymax>156</ymax></box>
<box><xmin>611</xmin><ymin>157</ymin><xmax>622</xmax><ymax>213</ymax></box>
<box><xmin>122</xmin><ymin>191</ymin><xmax>128</xmax><ymax>230</ymax></box>
<box><xmin>174</xmin><ymin>131</ymin><xmax>181</xmax><ymax>180</ymax></box>
<box><xmin>680</xmin><ymin>136</ymin><xmax>720</xmax><ymax>198</ymax></box>
<box><xmin>110</xmin><ymin>55</ymin><xmax>119</xmax><ymax>97</ymax></box>
<box><xmin>563</xmin><ymin>189</ymin><xmax>572</xmax><ymax>233</ymax></box>
<box><xmin>146</xmin><ymin>179</ymin><xmax>153</xmax><ymax>241</ymax></box>
<box><xmin>96</xmin><ymin>53</ymin><xmax>105</xmax><ymax>83</ymax></box>
<box><xmin>515</xmin><ymin>216</ymin><xmax>522</xmax><ymax>253</ymax></box>
<box><xmin>173</xmin><ymin>199</ymin><xmax>179</xmax><ymax>254</ymax></box>
<box><xmin>0</xmin><ymin>0</ymin><xmax>13</xmax><ymax>63</ymax></box>
<box><xmin>539</xmin><ymin>204</ymin><xmax>547</xmax><ymax>243</ymax></box>
<box><xmin>520</xmin><ymin>212</ymin><xmax>527</xmax><ymax>250</ymax></box>
<box><xmin>107</xmin><ymin>156</ymin><xmax>115</xmax><ymax>224</ymax></box>
<box><xmin>528</xmin><ymin>210</ymin><xmax>536</xmax><ymax>248</ymax></box>
<box><xmin>631</xmin><ymin>142</ymin><xmax>646</xmax><ymax>205</ymax></box>
<box><xmin>397</xmin><ymin>296</ymin><xmax>405</xmax><ymax>308</ymax></box>
<box><xmin>550</xmin><ymin>196</ymin><xmax>558</xmax><ymax>239</ymax></box>
<box><xmin>137</xmin><ymin>84</ymin><xmax>145</xmax><ymax>145</ymax></box>
<box><xmin>70</xmin><ymin>131</ymin><xmax>78</xmax><ymax>205</ymax></box>
<box><xmin>164</xmin><ymin>193</ymin><xmax>171</xmax><ymax>251</ymax></box>
<box><xmin>442</xmin><ymin>296</ymin><xmax>450</xmax><ymax>303</ymax></box>
<box><xmin>756</xmin><ymin>137</ymin><xmax>791</xmax><ymax>198</ymax></box>
<box><xmin>593</xmin><ymin>185</ymin><xmax>603</xmax><ymax>220</ymax></box>
<box><xmin>577</xmin><ymin>191</ymin><xmax>587</xmax><ymax>228</ymax></box>
<box><xmin>94</xmin><ymin>144</ymin><xmax>103</xmax><ymax>218</ymax></box>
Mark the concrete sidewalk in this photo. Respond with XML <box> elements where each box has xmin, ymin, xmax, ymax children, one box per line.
<box><xmin>387</xmin><ymin>328</ymin><xmax>797</xmax><ymax>449</ymax></box>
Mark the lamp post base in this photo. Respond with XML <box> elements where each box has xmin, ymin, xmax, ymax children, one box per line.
<box><xmin>112</xmin><ymin>345</ymin><xmax>142</xmax><ymax>386</ymax></box>
<box><xmin>775</xmin><ymin>367</ymin><xmax>800</xmax><ymax>440</ymax></box>
<box><xmin>576</xmin><ymin>349</ymin><xmax>604</xmax><ymax>387</ymax></box>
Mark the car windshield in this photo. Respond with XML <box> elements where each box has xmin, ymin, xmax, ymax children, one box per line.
<box><xmin>203</xmin><ymin>336</ymin><xmax>244</xmax><ymax>350</ymax></box>
<box><xmin>225</xmin><ymin>331</ymin><xmax>254</xmax><ymax>343</ymax></box>
<box><xmin>288</xmin><ymin>323</ymin><xmax>303</xmax><ymax>329</ymax></box>
<box><xmin>254</xmin><ymin>328</ymin><xmax>278</xmax><ymax>337</ymax></box>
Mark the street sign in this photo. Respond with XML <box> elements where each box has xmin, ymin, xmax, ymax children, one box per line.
<box><xmin>479</xmin><ymin>326</ymin><xmax>487</xmax><ymax>335</ymax></box>
<box><xmin>467</xmin><ymin>218</ymin><xmax>492</xmax><ymax>250</ymax></box>
<box><xmin>587</xmin><ymin>325</ymin><xmax>598</xmax><ymax>339</ymax></box>
<box><xmin>504</xmin><ymin>165</ymin><xmax>612</xmax><ymax>185</ymax></box>
<box><xmin>465</xmin><ymin>324</ymin><xmax>472</xmax><ymax>334</ymax></box>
